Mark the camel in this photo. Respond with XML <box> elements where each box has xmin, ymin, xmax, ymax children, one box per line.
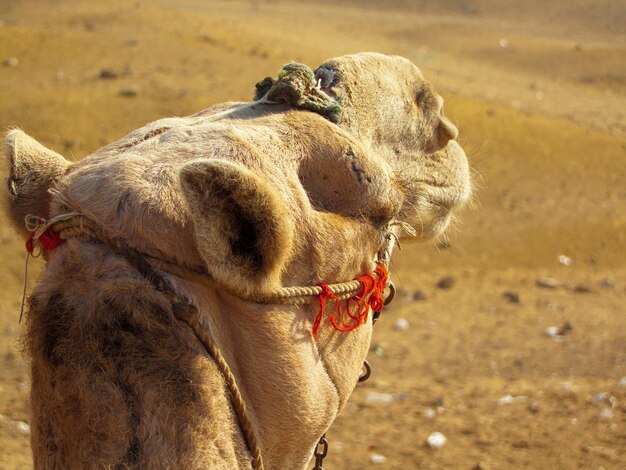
<box><xmin>2</xmin><ymin>53</ymin><xmax>471</xmax><ymax>469</ymax></box>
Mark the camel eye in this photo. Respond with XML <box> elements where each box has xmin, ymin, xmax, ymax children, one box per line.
<box><xmin>415</xmin><ymin>90</ymin><xmax>425</xmax><ymax>106</ymax></box>
<box><xmin>415</xmin><ymin>86</ymin><xmax>438</xmax><ymax>115</ymax></box>
<box><xmin>415</xmin><ymin>88</ymin><xmax>433</xmax><ymax>109</ymax></box>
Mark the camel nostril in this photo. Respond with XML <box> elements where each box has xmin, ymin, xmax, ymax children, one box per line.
<box><xmin>437</xmin><ymin>116</ymin><xmax>458</xmax><ymax>149</ymax></box>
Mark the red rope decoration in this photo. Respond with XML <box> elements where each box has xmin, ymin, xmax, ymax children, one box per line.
<box><xmin>312</xmin><ymin>263</ymin><xmax>389</xmax><ymax>340</ymax></box>
<box><xmin>25</xmin><ymin>228</ymin><xmax>65</xmax><ymax>254</ymax></box>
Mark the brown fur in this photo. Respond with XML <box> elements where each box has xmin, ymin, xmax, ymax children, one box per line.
<box><xmin>2</xmin><ymin>53</ymin><xmax>471</xmax><ymax>469</ymax></box>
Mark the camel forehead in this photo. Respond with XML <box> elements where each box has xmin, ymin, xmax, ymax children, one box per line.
<box><xmin>326</xmin><ymin>52</ymin><xmax>421</xmax><ymax>72</ymax></box>
<box><xmin>322</xmin><ymin>52</ymin><xmax>425</xmax><ymax>89</ymax></box>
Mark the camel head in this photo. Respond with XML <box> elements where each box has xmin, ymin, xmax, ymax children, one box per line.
<box><xmin>316</xmin><ymin>52</ymin><xmax>471</xmax><ymax>240</ymax></box>
<box><xmin>1</xmin><ymin>52</ymin><xmax>472</xmax><ymax>469</ymax></box>
<box><xmin>3</xmin><ymin>53</ymin><xmax>470</xmax><ymax>296</ymax></box>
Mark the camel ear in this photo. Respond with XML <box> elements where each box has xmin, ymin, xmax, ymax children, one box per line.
<box><xmin>179</xmin><ymin>160</ymin><xmax>294</xmax><ymax>295</ymax></box>
<box><xmin>3</xmin><ymin>130</ymin><xmax>70</xmax><ymax>233</ymax></box>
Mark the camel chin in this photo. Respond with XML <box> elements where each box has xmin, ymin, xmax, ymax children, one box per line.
<box><xmin>403</xmin><ymin>140</ymin><xmax>472</xmax><ymax>241</ymax></box>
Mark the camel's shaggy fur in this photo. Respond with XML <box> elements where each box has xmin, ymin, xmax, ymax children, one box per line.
<box><xmin>3</xmin><ymin>53</ymin><xmax>471</xmax><ymax>469</ymax></box>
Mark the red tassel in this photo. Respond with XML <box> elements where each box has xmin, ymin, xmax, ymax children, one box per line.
<box><xmin>25</xmin><ymin>228</ymin><xmax>65</xmax><ymax>254</ymax></box>
<box><xmin>312</xmin><ymin>284</ymin><xmax>335</xmax><ymax>340</ymax></box>
<box><xmin>39</xmin><ymin>228</ymin><xmax>65</xmax><ymax>251</ymax></box>
<box><xmin>369</xmin><ymin>264</ymin><xmax>389</xmax><ymax>312</ymax></box>
<box><xmin>312</xmin><ymin>263</ymin><xmax>389</xmax><ymax>339</ymax></box>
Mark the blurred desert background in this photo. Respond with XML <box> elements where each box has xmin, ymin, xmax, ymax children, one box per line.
<box><xmin>0</xmin><ymin>0</ymin><xmax>625</xmax><ymax>468</ymax></box>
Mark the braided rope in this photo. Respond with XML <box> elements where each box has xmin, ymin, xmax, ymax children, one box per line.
<box><xmin>47</xmin><ymin>214</ymin><xmax>383</xmax><ymax>304</ymax></box>
<box><xmin>172</xmin><ymin>305</ymin><xmax>264</xmax><ymax>470</ymax></box>
<box><xmin>114</xmin><ymin>247</ymin><xmax>266</xmax><ymax>470</ymax></box>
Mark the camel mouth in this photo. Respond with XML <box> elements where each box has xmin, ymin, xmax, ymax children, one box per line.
<box><xmin>423</xmin><ymin>181</ymin><xmax>471</xmax><ymax>212</ymax></box>
<box><xmin>405</xmin><ymin>200</ymin><xmax>454</xmax><ymax>240</ymax></box>
<box><xmin>423</xmin><ymin>140</ymin><xmax>472</xmax><ymax>211</ymax></box>
<box><xmin>405</xmin><ymin>151</ymin><xmax>472</xmax><ymax>240</ymax></box>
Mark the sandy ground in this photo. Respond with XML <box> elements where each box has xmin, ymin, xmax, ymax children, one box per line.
<box><xmin>0</xmin><ymin>0</ymin><xmax>625</xmax><ymax>468</ymax></box>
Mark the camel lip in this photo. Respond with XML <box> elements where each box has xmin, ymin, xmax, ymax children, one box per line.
<box><xmin>418</xmin><ymin>180</ymin><xmax>471</xmax><ymax>213</ymax></box>
<box><xmin>406</xmin><ymin>204</ymin><xmax>453</xmax><ymax>241</ymax></box>
<box><xmin>431</xmin><ymin>191</ymin><xmax>470</xmax><ymax>212</ymax></box>
<box><xmin>418</xmin><ymin>156</ymin><xmax>472</xmax><ymax>213</ymax></box>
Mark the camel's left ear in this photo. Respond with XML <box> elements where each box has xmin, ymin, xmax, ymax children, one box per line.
<box><xmin>179</xmin><ymin>160</ymin><xmax>294</xmax><ymax>296</ymax></box>
<box><xmin>3</xmin><ymin>130</ymin><xmax>70</xmax><ymax>234</ymax></box>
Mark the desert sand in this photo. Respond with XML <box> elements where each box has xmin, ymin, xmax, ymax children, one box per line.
<box><xmin>0</xmin><ymin>0</ymin><xmax>624</xmax><ymax>468</ymax></box>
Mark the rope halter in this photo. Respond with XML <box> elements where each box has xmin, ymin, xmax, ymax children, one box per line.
<box><xmin>23</xmin><ymin>212</ymin><xmax>395</xmax><ymax>338</ymax></box>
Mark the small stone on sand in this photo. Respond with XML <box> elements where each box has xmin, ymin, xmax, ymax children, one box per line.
<box><xmin>557</xmin><ymin>321</ymin><xmax>573</xmax><ymax>336</ymax></box>
<box><xmin>558</xmin><ymin>255</ymin><xmax>572</xmax><ymax>266</ymax></box>
<box><xmin>544</xmin><ymin>326</ymin><xmax>559</xmax><ymax>338</ymax></box>
<box><xmin>119</xmin><ymin>85</ymin><xmax>139</xmax><ymax>97</ymax></box>
<box><xmin>100</xmin><ymin>68</ymin><xmax>119</xmax><ymax>79</ymax></box>
<box><xmin>502</xmin><ymin>291</ymin><xmax>520</xmax><ymax>303</ymax></box>
<box><xmin>370</xmin><ymin>453</ymin><xmax>387</xmax><ymax>464</ymax></box>
<box><xmin>413</xmin><ymin>290</ymin><xmax>426</xmax><ymax>301</ymax></box>
<box><xmin>393</xmin><ymin>318</ymin><xmax>409</xmax><ymax>331</ymax></box>
<box><xmin>15</xmin><ymin>421</ymin><xmax>30</xmax><ymax>435</ymax></box>
<box><xmin>598</xmin><ymin>278</ymin><xmax>615</xmax><ymax>289</ymax></box>
<box><xmin>436</xmin><ymin>276</ymin><xmax>455</xmax><ymax>290</ymax></box>
<box><xmin>497</xmin><ymin>394</ymin><xmax>528</xmax><ymax>405</ymax></box>
<box><xmin>536</xmin><ymin>277</ymin><xmax>560</xmax><ymax>289</ymax></box>
<box><xmin>572</xmin><ymin>284</ymin><xmax>592</xmax><ymax>293</ymax></box>
<box><xmin>426</xmin><ymin>431</ymin><xmax>447</xmax><ymax>449</ymax></box>
<box><xmin>2</xmin><ymin>57</ymin><xmax>18</xmax><ymax>67</ymax></box>
<box><xmin>366</xmin><ymin>392</ymin><xmax>394</xmax><ymax>404</ymax></box>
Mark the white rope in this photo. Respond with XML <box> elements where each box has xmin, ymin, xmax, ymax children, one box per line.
<box><xmin>24</xmin><ymin>212</ymin><xmax>81</xmax><ymax>253</ymax></box>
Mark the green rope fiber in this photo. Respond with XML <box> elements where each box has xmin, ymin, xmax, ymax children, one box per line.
<box><xmin>254</xmin><ymin>63</ymin><xmax>342</xmax><ymax>123</ymax></box>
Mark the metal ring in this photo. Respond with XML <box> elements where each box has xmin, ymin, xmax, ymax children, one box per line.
<box><xmin>358</xmin><ymin>359</ymin><xmax>371</xmax><ymax>383</ymax></box>
<box><xmin>383</xmin><ymin>281</ymin><xmax>396</xmax><ymax>306</ymax></box>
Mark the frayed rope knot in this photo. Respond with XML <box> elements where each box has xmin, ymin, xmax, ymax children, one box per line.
<box><xmin>24</xmin><ymin>214</ymin><xmax>71</xmax><ymax>255</ymax></box>
<box><xmin>312</xmin><ymin>263</ymin><xmax>389</xmax><ymax>340</ymax></box>
<box><xmin>25</xmin><ymin>227</ymin><xmax>65</xmax><ymax>254</ymax></box>
<box><xmin>254</xmin><ymin>62</ymin><xmax>342</xmax><ymax>124</ymax></box>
